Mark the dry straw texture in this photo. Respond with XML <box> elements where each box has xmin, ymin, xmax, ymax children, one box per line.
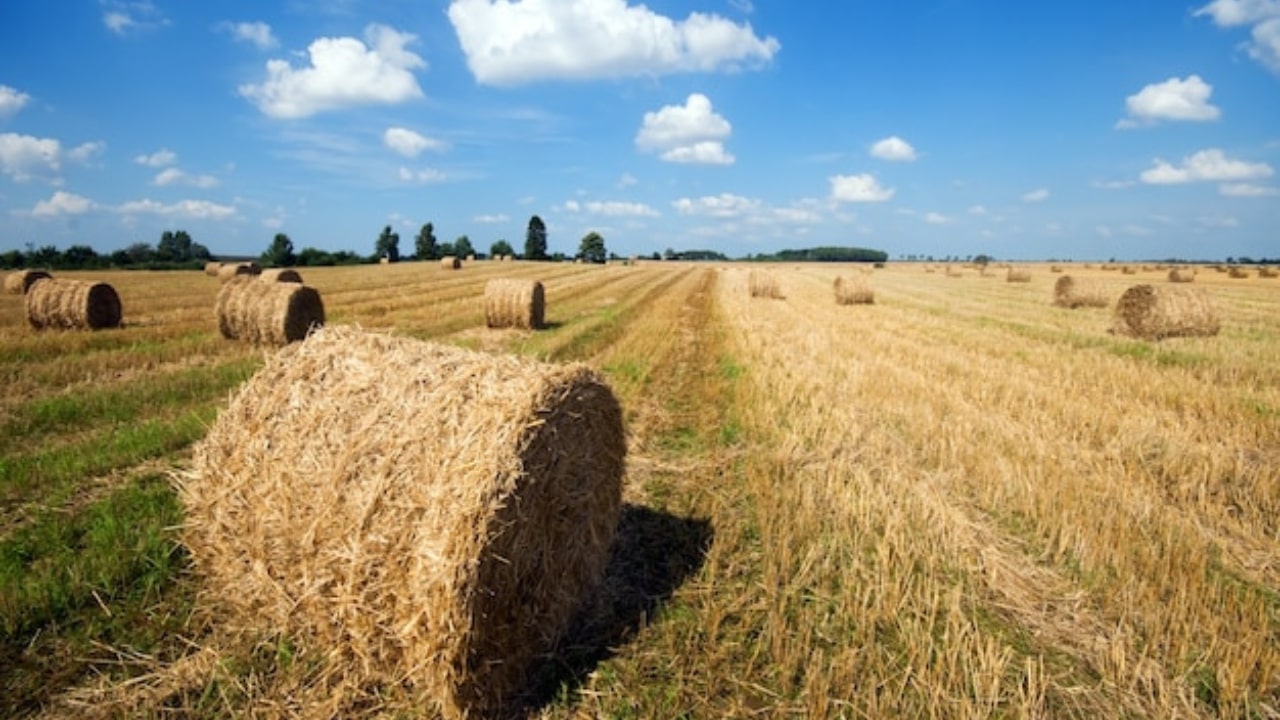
<box><xmin>4</xmin><ymin>269</ymin><xmax>52</xmax><ymax>295</ymax></box>
<box><xmin>441</xmin><ymin>256</ymin><xmax>461</xmax><ymax>270</ymax></box>
<box><xmin>1260</xmin><ymin>266</ymin><xmax>1278</xmax><ymax>278</ymax></box>
<box><xmin>484</xmin><ymin>278</ymin><xmax>546</xmax><ymax>329</ymax></box>
<box><xmin>25</xmin><ymin>278</ymin><xmax>122</xmax><ymax>330</ymax></box>
<box><xmin>748</xmin><ymin>270</ymin><xmax>783</xmax><ymax>299</ymax></box>
<box><xmin>259</xmin><ymin>268</ymin><xmax>303</xmax><ymax>283</ymax></box>
<box><xmin>180</xmin><ymin>326</ymin><xmax>625</xmax><ymax>718</ymax></box>
<box><xmin>214</xmin><ymin>276</ymin><xmax>324</xmax><ymax>345</ymax></box>
<box><xmin>216</xmin><ymin>262</ymin><xmax>261</xmax><ymax>283</ymax></box>
<box><xmin>203</xmin><ymin>261</ymin><xmax>221</xmax><ymax>277</ymax></box>
<box><xmin>1167</xmin><ymin>268</ymin><xmax>1196</xmax><ymax>283</ymax></box>
<box><xmin>1111</xmin><ymin>284</ymin><xmax>1220</xmax><ymax>340</ymax></box>
<box><xmin>1229</xmin><ymin>267</ymin><xmax>1250</xmax><ymax>279</ymax></box>
<box><xmin>1006</xmin><ymin>269</ymin><xmax>1032</xmax><ymax>283</ymax></box>
<box><xmin>833</xmin><ymin>275</ymin><xmax>874</xmax><ymax>305</ymax></box>
<box><xmin>1052</xmin><ymin>275</ymin><xmax>1109</xmax><ymax>309</ymax></box>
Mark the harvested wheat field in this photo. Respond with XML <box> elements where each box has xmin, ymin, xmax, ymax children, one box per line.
<box><xmin>1</xmin><ymin>262</ymin><xmax>1278</xmax><ymax>719</ymax></box>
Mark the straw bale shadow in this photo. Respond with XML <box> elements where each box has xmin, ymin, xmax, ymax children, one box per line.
<box><xmin>514</xmin><ymin>503</ymin><xmax>713</xmax><ymax>714</ymax></box>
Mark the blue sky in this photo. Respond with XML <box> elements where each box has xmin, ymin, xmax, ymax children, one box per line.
<box><xmin>1</xmin><ymin>0</ymin><xmax>1277</xmax><ymax>261</ymax></box>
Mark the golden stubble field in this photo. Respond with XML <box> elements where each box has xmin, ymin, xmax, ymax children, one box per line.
<box><xmin>1</xmin><ymin>260</ymin><xmax>1277</xmax><ymax>718</ymax></box>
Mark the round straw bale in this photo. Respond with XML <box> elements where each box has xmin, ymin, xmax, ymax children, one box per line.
<box><xmin>1006</xmin><ymin>269</ymin><xmax>1032</xmax><ymax>283</ymax></box>
<box><xmin>258</xmin><ymin>268</ymin><xmax>303</xmax><ymax>283</ymax></box>
<box><xmin>180</xmin><ymin>326</ymin><xmax>625</xmax><ymax>718</ymax></box>
<box><xmin>465</xmin><ymin>253</ymin><xmax>476</xmax><ymax>263</ymax></box>
<box><xmin>216</xmin><ymin>262</ymin><xmax>260</xmax><ymax>283</ymax></box>
<box><xmin>203</xmin><ymin>261</ymin><xmax>221</xmax><ymax>277</ymax></box>
<box><xmin>25</xmin><ymin>278</ymin><xmax>122</xmax><ymax>330</ymax></box>
<box><xmin>215</xmin><ymin>276</ymin><xmax>324</xmax><ymax>345</ymax></box>
<box><xmin>5</xmin><ymin>269</ymin><xmax>52</xmax><ymax>295</ymax></box>
<box><xmin>441</xmin><ymin>255</ymin><xmax>460</xmax><ymax>270</ymax></box>
<box><xmin>748</xmin><ymin>270</ymin><xmax>782</xmax><ymax>298</ymax></box>
<box><xmin>1053</xmin><ymin>275</ymin><xmax>1109</xmax><ymax>309</ymax></box>
<box><xmin>484</xmin><ymin>278</ymin><xmax>545</xmax><ymax>329</ymax></box>
<box><xmin>1260</xmin><ymin>266</ymin><xmax>1278</xmax><ymax>278</ymax></box>
<box><xmin>833</xmin><ymin>275</ymin><xmax>874</xmax><ymax>305</ymax></box>
<box><xmin>1111</xmin><ymin>284</ymin><xmax>1219</xmax><ymax>340</ymax></box>
<box><xmin>1167</xmin><ymin>268</ymin><xmax>1196</xmax><ymax>283</ymax></box>
<box><xmin>1228</xmin><ymin>266</ymin><xmax>1250</xmax><ymax>279</ymax></box>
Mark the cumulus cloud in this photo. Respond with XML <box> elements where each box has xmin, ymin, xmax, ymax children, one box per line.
<box><xmin>869</xmin><ymin>136</ymin><xmax>917</xmax><ymax>162</ymax></box>
<box><xmin>447</xmin><ymin>0</ymin><xmax>780</xmax><ymax>85</ymax></box>
<box><xmin>397</xmin><ymin>167</ymin><xmax>446</xmax><ymax>184</ymax></box>
<box><xmin>637</xmin><ymin>93</ymin><xmax>734</xmax><ymax>165</ymax></box>
<box><xmin>1116</xmin><ymin>75</ymin><xmax>1220</xmax><ymax>128</ymax></box>
<box><xmin>383</xmin><ymin>127</ymin><xmax>446</xmax><ymax>157</ymax></box>
<box><xmin>101</xmin><ymin>1</ymin><xmax>167</xmax><ymax>35</ymax></box>
<box><xmin>0</xmin><ymin>85</ymin><xmax>30</xmax><ymax>119</ymax></box>
<box><xmin>1021</xmin><ymin>187</ymin><xmax>1050</xmax><ymax>203</ymax></box>
<box><xmin>563</xmin><ymin>199</ymin><xmax>660</xmax><ymax>217</ymax></box>
<box><xmin>0</xmin><ymin>132</ymin><xmax>63</xmax><ymax>182</ymax></box>
<box><xmin>135</xmin><ymin>148</ymin><xmax>177</xmax><ymax>167</ymax></box>
<box><xmin>1220</xmin><ymin>182</ymin><xmax>1279</xmax><ymax>196</ymax></box>
<box><xmin>224</xmin><ymin>21</ymin><xmax>278</xmax><ymax>49</ymax></box>
<box><xmin>66</xmin><ymin>141</ymin><xmax>105</xmax><ymax>163</ymax></box>
<box><xmin>672</xmin><ymin>193</ymin><xmax>760</xmax><ymax>217</ymax></box>
<box><xmin>1195</xmin><ymin>1</ymin><xmax>1280</xmax><ymax>73</ymax></box>
<box><xmin>1140</xmin><ymin>148</ymin><xmax>1273</xmax><ymax>184</ymax></box>
<box><xmin>153</xmin><ymin>167</ymin><xmax>219</xmax><ymax>188</ymax></box>
<box><xmin>240</xmin><ymin>24</ymin><xmax>425</xmax><ymax>118</ymax></box>
<box><xmin>474</xmin><ymin>213</ymin><xmax>510</xmax><ymax>223</ymax></box>
<box><xmin>32</xmin><ymin>191</ymin><xmax>95</xmax><ymax>217</ymax></box>
<box><xmin>117</xmin><ymin>198</ymin><xmax>237</xmax><ymax>219</ymax></box>
<box><xmin>830</xmin><ymin>174</ymin><xmax>894</xmax><ymax>203</ymax></box>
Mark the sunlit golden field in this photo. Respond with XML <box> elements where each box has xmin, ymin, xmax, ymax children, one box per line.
<box><xmin>1</xmin><ymin>261</ymin><xmax>1277</xmax><ymax>718</ymax></box>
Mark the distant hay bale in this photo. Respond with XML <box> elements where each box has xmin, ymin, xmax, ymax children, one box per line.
<box><xmin>259</xmin><ymin>268</ymin><xmax>303</xmax><ymax>283</ymax></box>
<box><xmin>834</xmin><ymin>275</ymin><xmax>874</xmax><ymax>305</ymax></box>
<box><xmin>1006</xmin><ymin>269</ymin><xmax>1032</xmax><ymax>283</ymax></box>
<box><xmin>25</xmin><ymin>278</ymin><xmax>122</xmax><ymax>330</ymax></box>
<box><xmin>1167</xmin><ymin>268</ymin><xmax>1196</xmax><ymax>283</ymax></box>
<box><xmin>484</xmin><ymin>278</ymin><xmax>545</xmax><ymax>329</ymax></box>
<box><xmin>215</xmin><ymin>277</ymin><xmax>324</xmax><ymax>345</ymax></box>
<box><xmin>180</xmin><ymin>326</ymin><xmax>624</xmax><ymax>719</ymax></box>
<box><xmin>1112</xmin><ymin>284</ymin><xmax>1219</xmax><ymax>340</ymax></box>
<box><xmin>1228</xmin><ymin>267</ymin><xmax>1250</xmax><ymax>279</ymax></box>
<box><xmin>1260</xmin><ymin>267</ymin><xmax>1278</xmax><ymax>278</ymax></box>
<box><xmin>748</xmin><ymin>270</ymin><xmax>782</xmax><ymax>298</ymax></box>
<box><xmin>217</xmin><ymin>262</ymin><xmax>260</xmax><ymax>283</ymax></box>
<box><xmin>500</xmin><ymin>254</ymin><xmax>512</xmax><ymax>262</ymax></box>
<box><xmin>380</xmin><ymin>256</ymin><xmax>391</xmax><ymax>265</ymax></box>
<box><xmin>1050</xmin><ymin>265</ymin><xmax>1063</xmax><ymax>273</ymax></box>
<box><xmin>945</xmin><ymin>266</ymin><xmax>963</xmax><ymax>278</ymax></box>
<box><xmin>441</xmin><ymin>256</ymin><xmax>460</xmax><ymax>270</ymax></box>
<box><xmin>465</xmin><ymin>254</ymin><xmax>476</xmax><ymax>263</ymax></box>
<box><xmin>5</xmin><ymin>269</ymin><xmax>52</xmax><ymax>295</ymax></box>
<box><xmin>203</xmin><ymin>261</ymin><xmax>221</xmax><ymax>277</ymax></box>
<box><xmin>1053</xmin><ymin>275</ymin><xmax>1109</xmax><ymax>309</ymax></box>
<box><xmin>1121</xmin><ymin>266</ymin><xmax>1137</xmax><ymax>275</ymax></box>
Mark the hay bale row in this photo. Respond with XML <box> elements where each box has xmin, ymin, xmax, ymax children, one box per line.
<box><xmin>217</xmin><ymin>262</ymin><xmax>261</xmax><ymax>283</ymax></box>
<box><xmin>834</xmin><ymin>275</ymin><xmax>874</xmax><ymax>305</ymax></box>
<box><xmin>441</xmin><ymin>256</ymin><xmax>461</xmax><ymax>270</ymax></box>
<box><xmin>1006</xmin><ymin>269</ymin><xmax>1031</xmax><ymax>283</ymax></box>
<box><xmin>1167</xmin><ymin>268</ymin><xmax>1196</xmax><ymax>283</ymax></box>
<box><xmin>181</xmin><ymin>326</ymin><xmax>625</xmax><ymax>718</ymax></box>
<box><xmin>259</xmin><ymin>268</ymin><xmax>303</xmax><ymax>283</ymax></box>
<box><xmin>1053</xmin><ymin>275</ymin><xmax>1109</xmax><ymax>309</ymax></box>
<box><xmin>748</xmin><ymin>271</ymin><xmax>782</xmax><ymax>299</ymax></box>
<box><xmin>484</xmin><ymin>278</ymin><xmax>545</xmax><ymax>329</ymax></box>
<box><xmin>5</xmin><ymin>269</ymin><xmax>52</xmax><ymax>295</ymax></box>
<box><xmin>215</xmin><ymin>277</ymin><xmax>324</xmax><ymax>345</ymax></box>
<box><xmin>1112</xmin><ymin>284</ymin><xmax>1219</xmax><ymax>340</ymax></box>
<box><xmin>26</xmin><ymin>278</ymin><xmax>122</xmax><ymax>330</ymax></box>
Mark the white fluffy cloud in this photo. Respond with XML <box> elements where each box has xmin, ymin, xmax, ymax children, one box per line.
<box><xmin>636</xmin><ymin>94</ymin><xmax>734</xmax><ymax>166</ymax></box>
<box><xmin>1021</xmin><ymin>188</ymin><xmax>1050</xmax><ymax>203</ymax></box>
<box><xmin>1219</xmin><ymin>182</ymin><xmax>1279</xmax><ymax>196</ymax></box>
<box><xmin>31</xmin><ymin>191</ymin><xmax>95</xmax><ymax>217</ymax></box>
<box><xmin>672</xmin><ymin>193</ymin><xmax>760</xmax><ymax>217</ymax></box>
<box><xmin>1140</xmin><ymin>149</ymin><xmax>1274</xmax><ymax>184</ymax></box>
<box><xmin>474</xmin><ymin>213</ymin><xmax>510</xmax><ymax>223</ymax></box>
<box><xmin>383</xmin><ymin>127</ymin><xmax>446</xmax><ymax>157</ymax></box>
<box><xmin>240</xmin><ymin>24</ymin><xmax>425</xmax><ymax>118</ymax></box>
<box><xmin>101</xmin><ymin>2</ymin><xmax>167</xmax><ymax>35</ymax></box>
<box><xmin>0</xmin><ymin>85</ymin><xmax>30</xmax><ymax>119</ymax></box>
<box><xmin>1117</xmin><ymin>75</ymin><xmax>1220</xmax><ymax>128</ymax></box>
<box><xmin>563</xmin><ymin>199</ymin><xmax>660</xmax><ymax>217</ymax></box>
<box><xmin>118</xmin><ymin>198</ymin><xmax>237</xmax><ymax>219</ymax></box>
<box><xmin>397</xmin><ymin>167</ymin><xmax>446</xmax><ymax>184</ymax></box>
<box><xmin>1195</xmin><ymin>1</ymin><xmax>1280</xmax><ymax>73</ymax></box>
<box><xmin>0</xmin><ymin>133</ymin><xmax>62</xmax><ymax>182</ymax></box>
<box><xmin>870</xmin><ymin>136</ymin><xmax>918</xmax><ymax>162</ymax></box>
<box><xmin>830</xmin><ymin>174</ymin><xmax>894</xmax><ymax>203</ymax></box>
<box><xmin>447</xmin><ymin>0</ymin><xmax>780</xmax><ymax>85</ymax></box>
<box><xmin>135</xmin><ymin>149</ymin><xmax>177</xmax><ymax>167</ymax></box>
<box><xmin>153</xmin><ymin>167</ymin><xmax>219</xmax><ymax>188</ymax></box>
<box><xmin>226</xmin><ymin>21</ymin><xmax>278</xmax><ymax>49</ymax></box>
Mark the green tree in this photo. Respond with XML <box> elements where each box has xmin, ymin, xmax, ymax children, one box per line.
<box><xmin>29</xmin><ymin>245</ymin><xmax>60</xmax><ymax>267</ymax></box>
<box><xmin>454</xmin><ymin>235</ymin><xmax>474</xmax><ymax>258</ymax></box>
<box><xmin>262</xmin><ymin>233</ymin><xmax>296</xmax><ymax>267</ymax></box>
<box><xmin>375</xmin><ymin>225</ymin><xmax>400</xmax><ymax>262</ymax></box>
<box><xmin>578</xmin><ymin>231</ymin><xmax>607</xmax><ymax>264</ymax></box>
<box><xmin>155</xmin><ymin>230</ymin><xmax>200</xmax><ymax>262</ymax></box>
<box><xmin>415</xmin><ymin>222</ymin><xmax>438</xmax><ymax>260</ymax></box>
<box><xmin>490</xmin><ymin>239</ymin><xmax>514</xmax><ymax>258</ymax></box>
<box><xmin>525</xmin><ymin>215</ymin><xmax>548</xmax><ymax>261</ymax></box>
<box><xmin>62</xmin><ymin>244</ymin><xmax>101</xmax><ymax>268</ymax></box>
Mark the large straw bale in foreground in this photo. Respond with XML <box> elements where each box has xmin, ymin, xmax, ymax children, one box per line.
<box><xmin>258</xmin><ymin>268</ymin><xmax>303</xmax><ymax>283</ymax></box>
<box><xmin>1111</xmin><ymin>284</ymin><xmax>1219</xmax><ymax>340</ymax></box>
<box><xmin>25</xmin><ymin>278</ymin><xmax>122</xmax><ymax>329</ymax></box>
<box><xmin>1053</xmin><ymin>275</ymin><xmax>1109</xmax><ymax>309</ymax></box>
<box><xmin>5</xmin><ymin>269</ymin><xmax>52</xmax><ymax>294</ymax></box>
<box><xmin>485</xmin><ymin>278</ymin><xmax>545</xmax><ymax>329</ymax></box>
<box><xmin>215</xmin><ymin>277</ymin><xmax>324</xmax><ymax>345</ymax></box>
<box><xmin>833</xmin><ymin>275</ymin><xmax>874</xmax><ymax>305</ymax></box>
<box><xmin>180</xmin><ymin>326</ymin><xmax>625</xmax><ymax>718</ymax></box>
<box><xmin>748</xmin><ymin>270</ymin><xmax>782</xmax><ymax>299</ymax></box>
